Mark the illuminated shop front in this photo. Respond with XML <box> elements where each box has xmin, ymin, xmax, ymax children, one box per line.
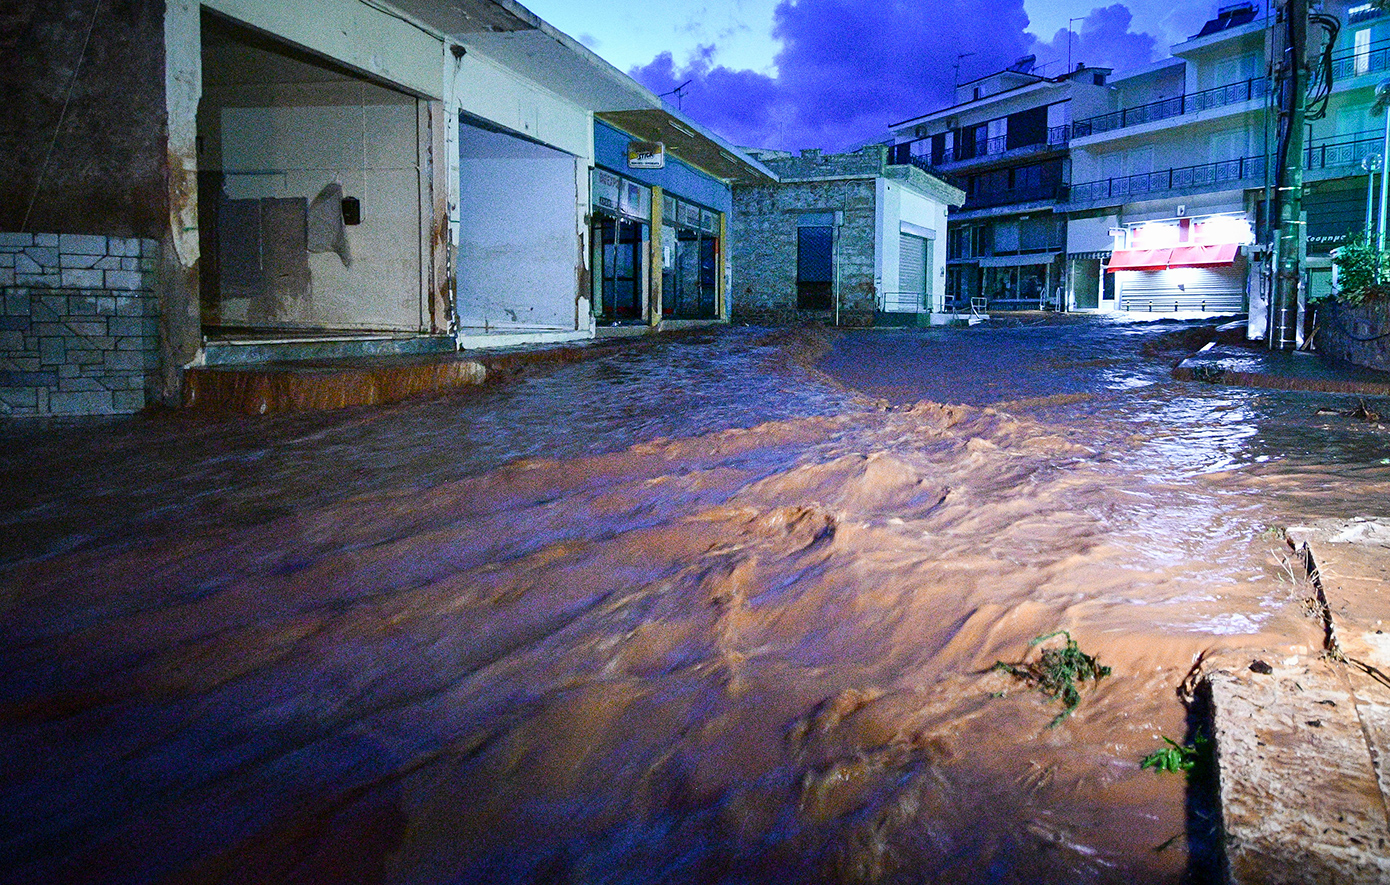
<box><xmin>1105</xmin><ymin>213</ymin><xmax>1254</xmax><ymax>314</ymax></box>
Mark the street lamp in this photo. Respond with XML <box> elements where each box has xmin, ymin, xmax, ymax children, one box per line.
<box><xmin>1362</xmin><ymin>154</ymin><xmax>1381</xmax><ymax>240</ymax></box>
<box><xmin>1372</xmin><ymin>80</ymin><xmax>1390</xmax><ymax>263</ymax></box>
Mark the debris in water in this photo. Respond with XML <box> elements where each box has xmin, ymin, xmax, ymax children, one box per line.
<box><xmin>1346</xmin><ymin>398</ymin><xmax>1382</xmax><ymax>422</ymax></box>
<box><xmin>1140</xmin><ymin>733</ymin><xmax>1210</xmax><ymax>775</ymax></box>
<box><xmin>991</xmin><ymin>631</ymin><xmax>1111</xmax><ymax>727</ymax></box>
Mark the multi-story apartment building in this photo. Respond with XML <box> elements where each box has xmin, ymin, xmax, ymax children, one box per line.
<box><xmin>890</xmin><ymin>0</ymin><xmax>1388</xmax><ymax>333</ymax></box>
<box><xmin>1301</xmin><ymin>1</ymin><xmax>1390</xmax><ymax>300</ymax></box>
<box><xmin>889</xmin><ymin>58</ymin><xmax>1113</xmax><ymax>311</ymax></box>
<box><xmin>1064</xmin><ymin>2</ymin><xmax>1269</xmax><ymax>317</ymax></box>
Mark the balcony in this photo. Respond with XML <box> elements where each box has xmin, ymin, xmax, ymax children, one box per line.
<box><xmin>891</xmin><ymin>126</ymin><xmax>1070</xmax><ymax>173</ymax></box>
<box><xmin>1330</xmin><ymin>39</ymin><xmax>1390</xmax><ymax>84</ymax></box>
<box><xmin>1305</xmin><ymin>131</ymin><xmax>1381</xmax><ymax>172</ymax></box>
<box><xmin>1072</xmin><ymin>78</ymin><xmax>1268</xmax><ymax>139</ymax></box>
<box><xmin>1068</xmin><ymin>155</ymin><xmax>1266</xmax><ymax>205</ymax></box>
<box><xmin>962</xmin><ymin>181</ymin><xmax>1067</xmax><ymax>212</ymax></box>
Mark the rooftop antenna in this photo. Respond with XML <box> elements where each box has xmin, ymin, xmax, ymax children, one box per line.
<box><xmin>660</xmin><ymin>79</ymin><xmax>692</xmax><ymax>110</ymax></box>
<box><xmin>953</xmin><ymin>52</ymin><xmax>976</xmax><ymax>87</ymax></box>
<box><xmin>1068</xmin><ymin>16</ymin><xmax>1084</xmax><ymax>75</ymax></box>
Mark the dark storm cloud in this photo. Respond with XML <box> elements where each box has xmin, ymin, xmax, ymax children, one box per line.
<box><xmin>629</xmin><ymin>0</ymin><xmax>1162</xmax><ymax>152</ymax></box>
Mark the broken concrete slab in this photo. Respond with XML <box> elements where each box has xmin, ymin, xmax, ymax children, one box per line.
<box><xmin>1207</xmin><ymin>654</ymin><xmax>1390</xmax><ymax>884</ymax></box>
<box><xmin>1207</xmin><ymin>519</ymin><xmax>1390</xmax><ymax>883</ymax></box>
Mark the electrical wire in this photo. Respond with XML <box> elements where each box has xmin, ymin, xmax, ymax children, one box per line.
<box><xmin>21</xmin><ymin>0</ymin><xmax>102</xmax><ymax>233</ymax></box>
<box><xmin>1306</xmin><ymin>12</ymin><xmax>1341</xmax><ymax>121</ymax></box>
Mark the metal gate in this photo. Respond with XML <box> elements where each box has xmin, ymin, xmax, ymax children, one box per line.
<box><xmin>1117</xmin><ymin>259</ymin><xmax>1247</xmax><ymax>313</ymax></box>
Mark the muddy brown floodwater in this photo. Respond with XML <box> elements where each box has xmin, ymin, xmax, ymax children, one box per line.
<box><xmin>2</xmin><ymin>318</ymin><xmax>1388</xmax><ymax>885</ymax></box>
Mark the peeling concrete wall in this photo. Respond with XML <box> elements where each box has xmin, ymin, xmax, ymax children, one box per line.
<box><xmin>0</xmin><ymin>0</ymin><xmax>170</xmax><ymax>238</ymax></box>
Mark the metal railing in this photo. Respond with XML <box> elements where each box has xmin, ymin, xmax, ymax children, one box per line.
<box><xmin>1330</xmin><ymin>40</ymin><xmax>1390</xmax><ymax>82</ymax></box>
<box><xmin>1067</xmin><ymin>155</ymin><xmax>1266</xmax><ymax>204</ymax></box>
<box><xmin>918</xmin><ymin>124</ymin><xmax>1071</xmax><ymax>166</ymax></box>
<box><xmin>964</xmin><ymin>181</ymin><xmax>1067</xmax><ymax>210</ymax></box>
<box><xmin>1305</xmin><ymin>131</ymin><xmax>1382</xmax><ymax>170</ymax></box>
<box><xmin>880</xmin><ymin>290</ymin><xmax>928</xmax><ymax>313</ymax></box>
<box><xmin>1072</xmin><ymin>78</ymin><xmax>1268</xmax><ymax>138</ymax></box>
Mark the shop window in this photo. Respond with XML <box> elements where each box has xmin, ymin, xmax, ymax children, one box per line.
<box><xmin>594</xmin><ymin>214</ymin><xmax>645</xmax><ymax>321</ymax></box>
<box><xmin>663</xmin><ymin>199</ymin><xmax>719</xmax><ymax>319</ymax></box>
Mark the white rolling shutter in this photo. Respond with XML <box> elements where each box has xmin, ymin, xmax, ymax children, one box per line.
<box><xmin>1118</xmin><ymin>261</ymin><xmax>1247</xmax><ymax>313</ymax></box>
<box><xmin>897</xmin><ymin>233</ymin><xmax>928</xmax><ymax>311</ymax></box>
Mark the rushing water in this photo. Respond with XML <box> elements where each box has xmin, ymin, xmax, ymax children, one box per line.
<box><xmin>2</xmin><ymin>318</ymin><xmax>1387</xmax><ymax>884</ymax></box>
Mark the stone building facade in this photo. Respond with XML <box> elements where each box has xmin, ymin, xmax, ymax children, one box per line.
<box><xmin>731</xmin><ymin>146</ymin><xmax>962</xmax><ymax>326</ymax></box>
<box><xmin>0</xmin><ymin>234</ymin><xmax>161</xmax><ymax>416</ymax></box>
<box><xmin>1315</xmin><ymin>301</ymin><xmax>1390</xmax><ymax>374</ymax></box>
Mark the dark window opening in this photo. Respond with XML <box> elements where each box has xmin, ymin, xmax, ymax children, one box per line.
<box><xmin>595</xmin><ymin>215</ymin><xmax>645</xmax><ymax>321</ymax></box>
<box><xmin>797</xmin><ymin>225</ymin><xmax>834</xmax><ymax>310</ymax></box>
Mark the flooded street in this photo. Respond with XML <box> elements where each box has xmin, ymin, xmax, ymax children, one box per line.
<box><xmin>3</xmin><ymin>318</ymin><xmax>1388</xmax><ymax>884</ymax></box>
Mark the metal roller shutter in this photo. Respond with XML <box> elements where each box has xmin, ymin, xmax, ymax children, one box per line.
<box><xmin>896</xmin><ymin>233</ymin><xmax>927</xmax><ymax>311</ymax></box>
<box><xmin>1117</xmin><ymin>259</ymin><xmax>1247</xmax><ymax>313</ymax></box>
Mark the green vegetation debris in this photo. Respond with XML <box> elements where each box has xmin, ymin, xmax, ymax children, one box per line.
<box><xmin>991</xmin><ymin>631</ymin><xmax>1111</xmax><ymax>727</ymax></box>
<box><xmin>1141</xmin><ymin>732</ymin><xmax>1212</xmax><ymax>777</ymax></box>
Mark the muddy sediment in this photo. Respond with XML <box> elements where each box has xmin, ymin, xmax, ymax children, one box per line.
<box><xmin>2</xmin><ymin>320</ymin><xmax>1387</xmax><ymax>883</ymax></box>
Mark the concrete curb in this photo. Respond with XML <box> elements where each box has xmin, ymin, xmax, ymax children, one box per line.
<box><xmin>1204</xmin><ymin>519</ymin><xmax>1390</xmax><ymax>883</ymax></box>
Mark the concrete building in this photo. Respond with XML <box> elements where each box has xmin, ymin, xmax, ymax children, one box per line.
<box><xmin>1064</xmin><ymin>2</ymin><xmax>1269</xmax><ymax>317</ymax></box>
<box><xmin>888</xmin><ymin>57</ymin><xmax>1113</xmax><ymax>312</ymax></box>
<box><xmin>1300</xmin><ymin>1</ymin><xmax>1390</xmax><ymax>304</ymax></box>
<box><xmin>0</xmin><ymin>0</ymin><xmax>770</xmax><ymax>417</ymax></box>
<box><xmin>730</xmin><ymin>146</ymin><xmax>963</xmax><ymax>326</ymax></box>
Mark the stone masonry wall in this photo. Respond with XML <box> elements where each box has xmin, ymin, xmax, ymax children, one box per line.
<box><xmin>0</xmin><ymin>233</ymin><xmax>161</xmax><ymax>416</ymax></box>
<box><xmin>1316</xmin><ymin>300</ymin><xmax>1390</xmax><ymax>374</ymax></box>
<box><xmin>732</xmin><ymin>160</ymin><xmax>879</xmax><ymax>327</ymax></box>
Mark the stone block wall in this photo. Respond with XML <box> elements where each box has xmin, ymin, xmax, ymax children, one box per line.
<box><xmin>731</xmin><ymin>173</ymin><xmax>879</xmax><ymax>327</ymax></box>
<box><xmin>1316</xmin><ymin>300</ymin><xmax>1390</xmax><ymax>374</ymax></box>
<box><xmin>0</xmin><ymin>233</ymin><xmax>162</xmax><ymax>416</ymax></box>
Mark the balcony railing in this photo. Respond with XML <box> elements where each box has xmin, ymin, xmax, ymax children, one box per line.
<box><xmin>1073</xmin><ymin>78</ymin><xmax>1268</xmax><ymax>139</ymax></box>
<box><xmin>1305</xmin><ymin>131</ymin><xmax>1382</xmax><ymax>170</ymax></box>
<box><xmin>1068</xmin><ymin>155</ymin><xmax>1266</xmax><ymax>204</ymax></box>
<box><xmin>963</xmin><ymin>181</ymin><xmax>1067</xmax><ymax>211</ymax></box>
<box><xmin>1330</xmin><ymin>40</ymin><xmax>1390</xmax><ymax>82</ymax></box>
<box><xmin>908</xmin><ymin>125</ymin><xmax>1071</xmax><ymax>167</ymax></box>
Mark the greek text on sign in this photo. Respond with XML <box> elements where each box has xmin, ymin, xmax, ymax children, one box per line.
<box><xmin>592</xmin><ymin>169</ymin><xmax>621</xmax><ymax>213</ymax></box>
<box><xmin>628</xmin><ymin>141</ymin><xmax>665</xmax><ymax>169</ymax></box>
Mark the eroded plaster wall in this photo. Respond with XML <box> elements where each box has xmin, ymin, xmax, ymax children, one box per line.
<box><xmin>200</xmin><ymin>31</ymin><xmax>427</xmax><ymax>332</ymax></box>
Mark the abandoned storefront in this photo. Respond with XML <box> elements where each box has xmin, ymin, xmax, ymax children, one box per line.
<box><xmin>589</xmin><ymin>115</ymin><xmax>770</xmax><ymax>329</ymax></box>
<box><xmin>197</xmin><ymin>12</ymin><xmax>449</xmax><ymax>357</ymax></box>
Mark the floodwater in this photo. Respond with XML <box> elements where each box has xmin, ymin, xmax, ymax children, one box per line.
<box><xmin>2</xmin><ymin>318</ymin><xmax>1388</xmax><ymax>884</ymax></box>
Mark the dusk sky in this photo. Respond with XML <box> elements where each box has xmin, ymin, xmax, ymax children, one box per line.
<box><xmin>522</xmin><ymin>0</ymin><xmax>1233</xmax><ymax>152</ymax></box>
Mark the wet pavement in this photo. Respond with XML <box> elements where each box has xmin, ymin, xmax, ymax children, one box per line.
<box><xmin>2</xmin><ymin>317</ymin><xmax>1389</xmax><ymax>884</ymax></box>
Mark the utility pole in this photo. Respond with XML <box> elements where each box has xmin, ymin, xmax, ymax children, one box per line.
<box><xmin>1271</xmin><ymin>0</ymin><xmax>1308</xmax><ymax>351</ymax></box>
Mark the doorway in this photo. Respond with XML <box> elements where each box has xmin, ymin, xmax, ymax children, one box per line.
<box><xmin>594</xmin><ymin>214</ymin><xmax>647</xmax><ymax>322</ymax></box>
